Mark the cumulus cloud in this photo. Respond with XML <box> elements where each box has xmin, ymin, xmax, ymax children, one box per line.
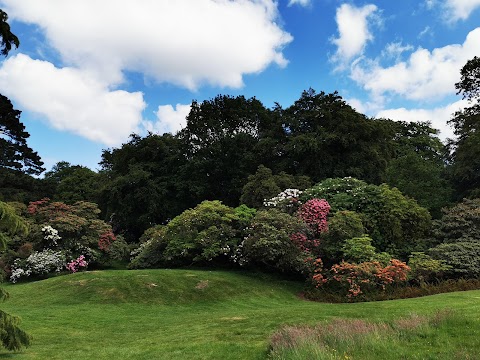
<box><xmin>331</xmin><ymin>3</ymin><xmax>380</xmax><ymax>66</ymax></box>
<box><xmin>351</xmin><ymin>27</ymin><xmax>480</xmax><ymax>102</ymax></box>
<box><xmin>443</xmin><ymin>0</ymin><xmax>480</xmax><ymax>21</ymax></box>
<box><xmin>0</xmin><ymin>54</ymin><xmax>146</xmax><ymax>146</ymax></box>
<box><xmin>376</xmin><ymin>99</ymin><xmax>469</xmax><ymax>140</ymax></box>
<box><xmin>381</xmin><ymin>42</ymin><xmax>414</xmax><ymax>60</ymax></box>
<box><xmin>145</xmin><ymin>104</ymin><xmax>191</xmax><ymax>135</ymax></box>
<box><xmin>1</xmin><ymin>0</ymin><xmax>292</xmax><ymax>90</ymax></box>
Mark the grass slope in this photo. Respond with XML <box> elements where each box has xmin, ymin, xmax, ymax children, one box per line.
<box><xmin>1</xmin><ymin>269</ymin><xmax>479</xmax><ymax>359</ymax></box>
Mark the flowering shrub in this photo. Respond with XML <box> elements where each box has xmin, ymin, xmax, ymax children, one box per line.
<box><xmin>264</xmin><ymin>189</ymin><xmax>303</xmax><ymax>214</ymax></box>
<box><xmin>66</xmin><ymin>255</ymin><xmax>88</xmax><ymax>273</ymax></box>
<box><xmin>297</xmin><ymin>198</ymin><xmax>330</xmax><ymax>235</ymax></box>
<box><xmin>289</xmin><ymin>232</ymin><xmax>320</xmax><ymax>253</ymax></box>
<box><xmin>311</xmin><ymin>258</ymin><xmax>410</xmax><ymax>299</ymax></box>
<box><xmin>10</xmin><ymin>250</ymin><xmax>66</xmax><ymax>283</ymax></box>
<box><xmin>41</xmin><ymin>225</ymin><xmax>61</xmax><ymax>248</ymax></box>
<box><xmin>98</xmin><ymin>231</ymin><xmax>116</xmax><ymax>251</ymax></box>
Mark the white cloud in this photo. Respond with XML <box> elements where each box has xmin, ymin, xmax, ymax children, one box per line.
<box><xmin>376</xmin><ymin>99</ymin><xmax>469</xmax><ymax>140</ymax></box>
<box><xmin>288</xmin><ymin>0</ymin><xmax>311</xmax><ymax>7</ymax></box>
<box><xmin>331</xmin><ymin>4</ymin><xmax>380</xmax><ymax>66</ymax></box>
<box><xmin>418</xmin><ymin>26</ymin><xmax>433</xmax><ymax>39</ymax></box>
<box><xmin>444</xmin><ymin>0</ymin><xmax>480</xmax><ymax>21</ymax></box>
<box><xmin>0</xmin><ymin>54</ymin><xmax>146</xmax><ymax>146</ymax></box>
<box><xmin>148</xmin><ymin>104</ymin><xmax>191</xmax><ymax>135</ymax></box>
<box><xmin>382</xmin><ymin>42</ymin><xmax>414</xmax><ymax>60</ymax></box>
<box><xmin>351</xmin><ymin>27</ymin><xmax>480</xmax><ymax>102</ymax></box>
<box><xmin>1</xmin><ymin>0</ymin><xmax>292</xmax><ymax>90</ymax></box>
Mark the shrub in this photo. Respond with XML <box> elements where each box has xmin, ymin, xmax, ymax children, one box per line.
<box><xmin>10</xmin><ymin>249</ymin><xmax>66</xmax><ymax>283</ymax></box>
<box><xmin>297</xmin><ymin>198</ymin><xmax>330</xmax><ymax>235</ymax></box>
<box><xmin>301</xmin><ymin>178</ymin><xmax>432</xmax><ymax>259</ymax></box>
<box><xmin>342</xmin><ymin>236</ymin><xmax>376</xmax><ymax>263</ymax></box>
<box><xmin>407</xmin><ymin>252</ymin><xmax>451</xmax><ymax>284</ymax></box>
<box><xmin>243</xmin><ymin>209</ymin><xmax>311</xmax><ymax>274</ymax></box>
<box><xmin>429</xmin><ymin>241</ymin><xmax>480</xmax><ymax>278</ymax></box>
<box><xmin>311</xmin><ymin>258</ymin><xmax>410</xmax><ymax>300</ymax></box>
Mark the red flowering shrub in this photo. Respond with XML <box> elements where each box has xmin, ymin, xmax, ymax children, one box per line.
<box><xmin>290</xmin><ymin>232</ymin><xmax>320</xmax><ymax>253</ymax></box>
<box><xmin>98</xmin><ymin>231</ymin><xmax>116</xmax><ymax>251</ymax></box>
<box><xmin>311</xmin><ymin>258</ymin><xmax>410</xmax><ymax>299</ymax></box>
<box><xmin>297</xmin><ymin>199</ymin><xmax>330</xmax><ymax>235</ymax></box>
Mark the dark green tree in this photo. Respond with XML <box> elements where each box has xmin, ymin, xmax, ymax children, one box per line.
<box><xmin>100</xmin><ymin>133</ymin><xmax>185</xmax><ymax>241</ymax></box>
<box><xmin>44</xmin><ymin>161</ymin><xmax>102</xmax><ymax>204</ymax></box>
<box><xmin>449</xmin><ymin>57</ymin><xmax>480</xmax><ymax>198</ymax></box>
<box><xmin>177</xmin><ymin>95</ymin><xmax>271</xmax><ymax>206</ymax></box>
<box><xmin>382</xmin><ymin>120</ymin><xmax>452</xmax><ymax>217</ymax></box>
<box><xmin>0</xmin><ymin>95</ymin><xmax>44</xmax><ymax>175</ymax></box>
<box><xmin>282</xmin><ymin>89</ymin><xmax>390</xmax><ymax>184</ymax></box>
<box><xmin>0</xmin><ymin>9</ymin><xmax>19</xmax><ymax>57</ymax></box>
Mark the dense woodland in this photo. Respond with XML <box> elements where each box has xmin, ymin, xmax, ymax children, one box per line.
<box><xmin>0</xmin><ymin>8</ymin><xmax>480</xmax><ymax>351</ymax></box>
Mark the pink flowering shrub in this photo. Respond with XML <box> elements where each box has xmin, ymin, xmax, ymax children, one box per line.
<box><xmin>297</xmin><ymin>199</ymin><xmax>330</xmax><ymax>235</ymax></box>
<box><xmin>290</xmin><ymin>232</ymin><xmax>320</xmax><ymax>253</ymax></box>
<box><xmin>66</xmin><ymin>255</ymin><xmax>88</xmax><ymax>273</ymax></box>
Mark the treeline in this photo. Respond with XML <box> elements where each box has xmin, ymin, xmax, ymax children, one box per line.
<box><xmin>1</xmin><ymin>88</ymin><xmax>462</xmax><ymax>241</ymax></box>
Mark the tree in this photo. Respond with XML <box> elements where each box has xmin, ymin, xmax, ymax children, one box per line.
<box><xmin>0</xmin><ymin>201</ymin><xmax>31</xmax><ymax>350</ymax></box>
<box><xmin>282</xmin><ymin>89</ymin><xmax>391</xmax><ymax>184</ymax></box>
<box><xmin>44</xmin><ymin>162</ymin><xmax>101</xmax><ymax>203</ymax></box>
<box><xmin>449</xmin><ymin>57</ymin><xmax>480</xmax><ymax>198</ymax></box>
<box><xmin>0</xmin><ymin>94</ymin><xmax>44</xmax><ymax>175</ymax></box>
<box><xmin>100</xmin><ymin>133</ymin><xmax>186</xmax><ymax>241</ymax></box>
<box><xmin>0</xmin><ymin>9</ymin><xmax>19</xmax><ymax>57</ymax></box>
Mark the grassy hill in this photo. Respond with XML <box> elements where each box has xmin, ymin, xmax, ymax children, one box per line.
<box><xmin>1</xmin><ymin>269</ymin><xmax>479</xmax><ymax>359</ymax></box>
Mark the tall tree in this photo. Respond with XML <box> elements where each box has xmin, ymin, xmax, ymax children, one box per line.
<box><xmin>0</xmin><ymin>9</ymin><xmax>19</xmax><ymax>57</ymax></box>
<box><xmin>449</xmin><ymin>57</ymin><xmax>480</xmax><ymax>198</ymax></box>
<box><xmin>282</xmin><ymin>89</ymin><xmax>390</xmax><ymax>184</ymax></box>
<box><xmin>0</xmin><ymin>94</ymin><xmax>44</xmax><ymax>175</ymax></box>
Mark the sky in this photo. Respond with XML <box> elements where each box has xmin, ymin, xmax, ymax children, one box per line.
<box><xmin>0</xmin><ymin>0</ymin><xmax>479</xmax><ymax>172</ymax></box>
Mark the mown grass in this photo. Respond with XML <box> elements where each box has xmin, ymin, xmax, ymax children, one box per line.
<box><xmin>1</xmin><ymin>269</ymin><xmax>479</xmax><ymax>359</ymax></box>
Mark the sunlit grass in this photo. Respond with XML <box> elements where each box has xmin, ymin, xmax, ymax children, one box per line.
<box><xmin>1</xmin><ymin>269</ymin><xmax>479</xmax><ymax>359</ymax></box>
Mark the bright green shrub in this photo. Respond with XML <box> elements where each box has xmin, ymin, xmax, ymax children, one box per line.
<box><xmin>342</xmin><ymin>236</ymin><xmax>376</xmax><ymax>263</ymax></box>
<box><xmin>408</xmin><ymin>252</ymin><xmax>451</xmax><ymax>283</ymax></box>
<box><xmin>130</xmin><ymin>201</ymin><xmax>254</xmax><ymax>268</ymax></box>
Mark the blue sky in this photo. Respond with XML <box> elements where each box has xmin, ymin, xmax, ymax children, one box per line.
<box><xmin>0</xmin><ymin>0</ymin><xmax>479</xmax><ymax>172</ymax></box>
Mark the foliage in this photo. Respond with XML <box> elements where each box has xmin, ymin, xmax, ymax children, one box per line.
<box><xmin>431</xmin><ymin>197</ymin><xmax>480</xmax><ymax>245</ymax></box>
<box><xmin>407</xmin><ymin>252</ymin><xmax>451</xmax><ymax>284</ymax></box>
<box><xmin>0</xmin><ymin>201</ymin><xmax>31</xmax><ymax>350</ymax></box>
<box><xmin>342</xmin><ymin>236</ymin><xmax>377</xmax><ymax>263</ymax></box>
<box><xmin>131</xmin><ymin>201</ymin><xmax>247</xmax><ymax>268</ymax></box>
<box><xmin>0</xmin><ymin>9</ymin><xmax>19</xmax><ymax>57</ymax></box>
<box><xmin>242</xmin><ymin>209</ymin><xmax>310</xmax><ymax>274</ymax></box>
<box><xmin>66</xmin><ymin>255</ymin><xmax>88</xmax><ymax>273</ymax></box>
<box><xmin>240</xmin><ymin>165</ymin><xmax>311</xmax><ymax>209</ymax></box>
<box><xmin>43</xmin><ymin>162</ymin><xmax>102</xmax><ymax>204</ymax></box>
<box><xmin>449</xmin><ymin>57</ymin><xmax>480</xmax><ymax>198</ymax></box>
<box><xmin>263</xmin><ymin>188</ymin><xmax>303</xmax><ymax>215</ymax></box>
<box><xmin>282</xmin><ymin>89</ymin><xmax>391</xmax><ymax>184</ymax></box>
<box><xmin>429</xmin><ymin>241</ymin><xmax>480</xmax><ymax>278</ymax></box>
<box><xmin>312</xmin><ymin>259</ymin><xmax>410</xmax><ymax>300</ymax></box>
<box><xmin>302</xmin><ymin>177</ymin><xmax>432</xmax><ymax>259</ymax></box>
<box><xmin>322</xmin><ymin>210</ymin><xmax>364</xmax><ymax>263</ymax></box>
<box><xmin>0</xmin><ymin>94</ymin><xmax>44</xmax><ymax>175</ymax></box>
<box><xmin>297</xmin><ymin>198</ymin><xmax>330</xmax><ymax>235</ymax></box>
<box><xmin>10</xmin><ymin>250</ymin><xmax>66</xmax><ymax>283</ymax></box>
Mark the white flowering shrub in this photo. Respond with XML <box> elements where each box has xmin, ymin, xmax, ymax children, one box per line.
<box><xmin>10</xmin><ymin>250</ymin><xmax>66</xmax><ymax>283</ymax></box>
<box><xmin>263</xmin><ymin>188</ymin><xmax>303</xmax><ymax>214</ymax></box>
<box><xmin>41</xmin><ymin>225</ymin><xmax>61</xmax><ymax>247</ymax></box>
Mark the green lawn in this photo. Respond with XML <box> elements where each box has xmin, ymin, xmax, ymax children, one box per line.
<box><xmin>1</xmin><ymin>269</ymin><xmax>479</xmax><ymax>359</ymax></box>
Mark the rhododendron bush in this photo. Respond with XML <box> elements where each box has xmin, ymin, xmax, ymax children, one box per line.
<box><xmin>3</xmin><ymin>198</ymin><xmax>121</xmax><ymax>283</ymax></box>
<box><xmin>311</xmin><ymin>258</ymin><xmax>410</xmax><ymax>300</ymax></box>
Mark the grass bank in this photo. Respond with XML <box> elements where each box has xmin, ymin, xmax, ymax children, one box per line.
<box><xmin>1</xmin><ymin>269</ymin><xmax>479</xmax><ymax>359</ymax></box>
